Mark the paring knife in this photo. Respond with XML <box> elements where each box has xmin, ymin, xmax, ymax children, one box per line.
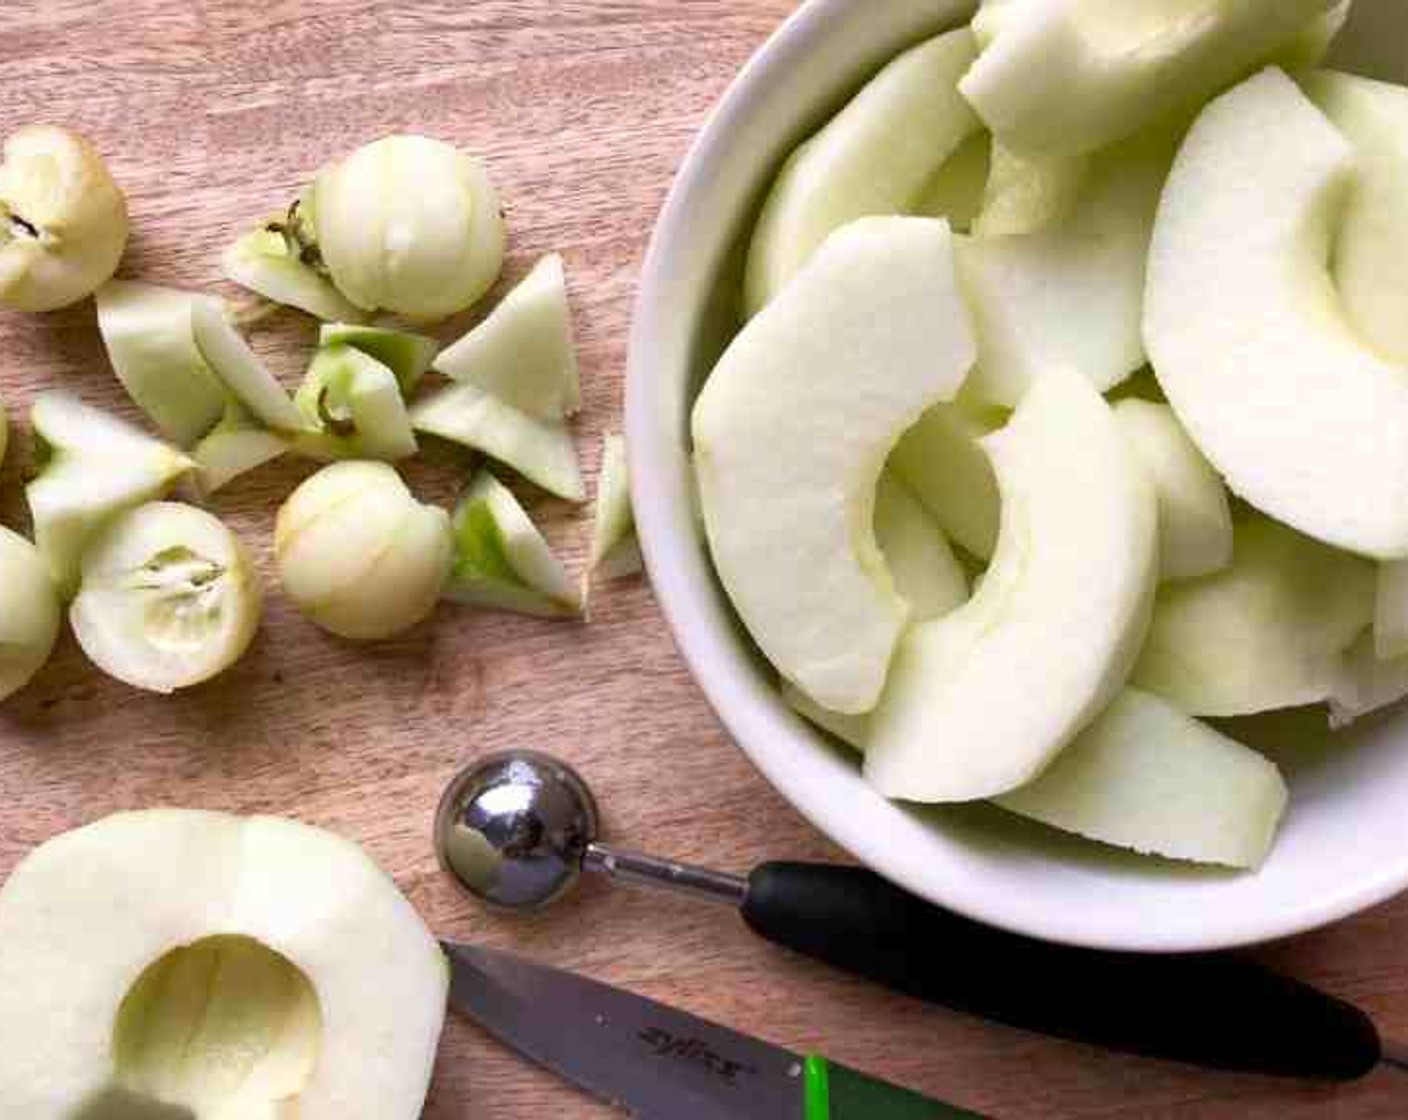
<box><xmin>443</xmin><ymin>939</ymin><xmax>987</xmax><ymax>1119</ymax></box>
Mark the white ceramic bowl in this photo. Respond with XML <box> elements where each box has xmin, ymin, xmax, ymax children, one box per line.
<box><xmin>626</xmin><ymin>0</ymin><xmax>1408</xmax><ymax>952</ymax></box>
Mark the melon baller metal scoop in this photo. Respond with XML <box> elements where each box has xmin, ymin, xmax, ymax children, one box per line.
<box><xmin>435</xmin><ymin>749</ymin><xmax>1403</xmax><ymax>1082</ymax></box>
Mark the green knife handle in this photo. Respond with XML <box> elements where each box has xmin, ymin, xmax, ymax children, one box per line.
<box><xmin>804</xmin><ymin>1055</ymin><xmax>988</xmax><ymax>1120</ymax></box>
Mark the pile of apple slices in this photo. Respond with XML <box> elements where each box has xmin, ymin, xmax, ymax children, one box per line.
<box><xmin>0</xmin><ymin>132</ymin><xmax>644</xmax><ymax>702</ymax></box>
<box><xmin>698</xmin><ymin>0</ymin><xmax>1408</xmax><ymax>872</ymax></box>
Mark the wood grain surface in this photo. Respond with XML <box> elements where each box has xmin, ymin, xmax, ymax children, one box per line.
<box><xmin>2</xmin><ymin>3</ymin><xmax>1407</xmax><ymax>1118</ymax></box>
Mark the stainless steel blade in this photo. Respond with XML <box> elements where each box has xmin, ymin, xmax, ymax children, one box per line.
<box><xmin>442</xmin><ymin>940</ymin><xmax>806</xmax><ymax>1120</ymax></box>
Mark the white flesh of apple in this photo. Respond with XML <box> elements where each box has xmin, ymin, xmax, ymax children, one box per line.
<box><xmin>588</xmin><ymin>433</ymin><xmax>641</xmax><ymax>579</ymax></box>
<box><xmin>222</xmin><ymin>223</ymin><xmax>368</xmax><ymax>323</ymax></box>
<box><xmin>410</xmin><ymin>382</ymin><xmax>584</xmax><ymax>502</ymax></box>
<box><xmin>1132</xmin><ymin>514</ymin><xmax>1374</xmax><ymax>717</ymax></box>
<box><xmin>1329</xmin><ymin>633</ymin><xmax>1408</xmax><ymax>729</ymax></box>
<box><xmin>0</xmin><ymin>526</ymin><xmax>60</xmax><ymax>702</ymax></box>
<box><xmin>786</xmin><ymin>682</ymin><xmax>1283</xmax><ymax>869</ymax></box>
<box><xmin>96</xmin><ymin>280</ymin><xmax>228</xmax><ymax>447</ymax></box>
<box><xmin>319</xmin><ymin>322</ymin><xmax>438</xmax><ymax>394</ymax></box>
<box><xmin>0</xmin><ymin>809</ymin><xmax>447</xmax><ymax>1120</ymax></box>
<box><xmin>887</xmin><ymin>398</ymin><xmax>1005</xmax><ymax>561</ymax></box>
<box><xmin>27</xmin><ymin>392</ymin><xmax>193</xmax><ymax>597</ymax></box>
<box><xmin>69</xmin><ymin>502</ymin><xmax>263</xmax><ymax>694</ymax></box>
<box><xmin>447</xmin><ymin>471</ymin><xmax>582</xmax><ymax>618</ymax></box>
<box><xmin>958</xmin><ymin>0</ymin><xmax>1333</xmax><ymax>157</ymax></box>
<box><xmin>191</xmin><ymin>404</ymin><xmax>289</xmax><ymax>496</ymax></box>
<box><xmin>743</xmin><ymin>28</ymin><xmax>981</xmax><ymax>316</ymax></box>
<box><xmin>957</xmin><ymin>126</ymin><xmax>1176</xmax><ymax>406</ymax></box>
<box><xmin>973</xmin><ymin>142</ymin><xmax>1089</xmax><ymax>238</ymax></box>
<box><xmin>874</xmin><ymin>473</ymin><xmax>967</xmax><ymax>622</ymax></box>
<box><xmin>911</xmin><ymin>133</ymin><xmax>991</xmax><ymax>232</ymax></box>
<box><xmin>433</xmin><ymin>254</ymin><xmax>580</xmax><ymax>419</ymax></box>
<box><xmin>1113</xmin><ymin>399</ymin><xmax>1232</xmax><ymax>582</ymax></box>
<box><xmin>1145</xmin><ymin>68</ymin><xmax>1408</xmax><ymax>559</ymax></box>
<box><xmin>694</xmin><ymin>216</ymin><xmax>976</xmax><ymax>714</ymax></box>
<box><xmin>190</xmin><ymin>297</ymin><xmax>303</xmax><ymax>433</ymax></box>
<box><xmin>864</xmin><ymin>366</ymin><xmax>1157</xmax><ymax>802</ymax></box>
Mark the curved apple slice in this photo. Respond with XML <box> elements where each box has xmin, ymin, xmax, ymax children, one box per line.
<box><xmin>222</xmin><ymin>221</ymin><xmax>369</xmax><ymax>323</ymax></box>
<box><xmin>911</xmin><ymin>133</ymin><xmax>990</xmax><ymax>232</ymax></box>
<box><xmin>694</xmin><ymin>216</ymin><xmax>976</xmax><ymax>714</ymax></box>
<box><xmin>958</xmin><ymin>0</ymin><xmax>1331</xmax><ymax>157</ymax></box>
<box><xmin>865</xmin><ymin>366</ymin><xmax>1157</xmax><ymax>802</ymax></box>
<box><xmin>1113</xmin><ymin>400</ymin><xmax>1232</xmax><ymax>583</ymax></box>
<box><xmin>1146</xmin><ymin>68</ymin><xmax>1408</xmax><ymax>559</ymax></box>
<box><xmin>190</xmin><ymin>403</ymin><xmax>288</xmax><ymax>497</ymax></box>
<box><xmin>743</xmin><ymin>28</ymin><xmax>981</xmax><ymax>316</ymax></box>
<box><xmin>972</xmin><ymin>141</ymin><xmax>1088</xmax><ymax>238</ymax></box>
<box><xmin>1132</xmin><ymin>515</ymin><xmax>1374</xmax><ymax>717</ymax></box>
<box><xmin>0</xmin><ymin>810</ymin><xmax>447</xmax><ymax>1120</ymax></box>
<box><xmin>874</xmin><ymin>473</ymin><xmax>967</xmax><ymax>622</ymax></box>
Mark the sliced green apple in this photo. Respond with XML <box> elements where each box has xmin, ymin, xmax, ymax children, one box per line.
<box><xmin>864</xmin><ymin>366</ymin><xmax>1157</xmax><ymax>802</ymax></box>
<box><xmin>1132</xmin><ymin>514</ymin><xmax>1374</xmax><ymax>717</ymax></box>
<box><xmin>410</xmin><ymin>382</ymin><xmax>584</xmax><ymax>502</ymax></box>
<box><xmin>874</xmin><ymin>473</ymin><xmax>967</xmax><ymax>622</ymax></box>
<box><xmin>694</xmin><ymin>216</ymin><xmax>977</xmax><ymax>714</ymax></box>
<box><xmin>294</xmin><ymin>345</ymin><xmax>418</xmax><ymax>463</ymax></box>
<box><xmin>1145</xmin><ymin>68</ymin><xmax>1408</xmax><ymax>559</ymax></box>
<box><xmin>0</xmin><ymin>809</ymin><xmax>447</xmax><ymax>1119</ymax></box>
<box><xmin>911</xmin><ymin>132</ymin><xmax>991</xmax><ymax>232</ymax></box>
<box><xmin>433</xmin><ymin>254</ymin><xmax>579</xmax><ymax>419</ymax></box>
<box><xmin>70</xmin><ymin>502</ymin><xmax>263</xmax><ymax>693</ymax></box>
<box><xmin>1113</xmin><ymin>399</ymin><xmax>1232</xmax><ymax>582</ymax></box>
<box><xmin>972</xmin><ymin>142</ymin><xmax>1088</xmax><ymax>238</ymax></box>
<box><xmin>1329</xmin><ymin>633</ymin><xmax>1408</xmax><ymax>729</ymax></box>
<box><xmin>26</xmin><ymin>392</ymin><xmax>193</xmax><ymax>597</ymax></box>
<box><xmin>320</xmin><ymin>322</ymin><xmax>438</xmax><ymax>394</ymax></box>
<box><xmin>957</xmin><ymin>126</ymin><xmax>1176</xmax><ymax>406</ymax></box>
<box><xmin>190</xmin><ymin>296</ymin><xmax>303</xmax><ymax>433</ymax></box>
<box><xmin>447</xmin><ymin>471</ymin><xmax>581</xmax><ymax>618</ymax></box>
<box><xmin>222</xmin><ymin>220</ymin><xmax>368</xmax><ymax>323</ymax></box>
<box><xmin>887</xmin><ymin>397</ymin><xmax>1005</xmax><ymax>561</ymax></box>
<box><xmin>958</xmin><ymin>0</ymin><xmax>1332</xmax><ymax>157</ymax></box>
<box><xmin>743</xmin><ymin>28</ymin><xmax>981</xmax><ymax>316</ymax></box>
<box><xmin>95</xmin><ymin>280</ymin><xmax>228</xmax><ymax>447</ymax></box>
<box><xmin>190</xmin><ymin>403</ymin><xmax>288</xmax><ymax>497</ymax></box>
<box><xmin>588</xmin><ymin>433</ymin><xmax>642</xmax><ymax>581</ymax></box>
<box><xmin>0</xmin><ymin>527</ymin><xmax>61</xmax><ymax>702</ymax></box>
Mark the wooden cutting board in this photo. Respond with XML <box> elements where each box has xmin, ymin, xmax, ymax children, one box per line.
<box><xmin>2</xmin><ymin>3</ymin><xmax>1407</xmax><ymax>1116</ymax></box>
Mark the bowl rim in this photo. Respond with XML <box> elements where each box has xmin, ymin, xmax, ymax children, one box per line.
<box><xmin>625</xmin><ymin>0</ymin><xmax>1408</xmax><ymax>953</ymax></box>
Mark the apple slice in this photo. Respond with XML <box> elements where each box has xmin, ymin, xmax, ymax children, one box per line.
<box><xmin>743</xmin><ymin>28</ymin><xmax>981</xmax><ymax>316</ymax></box>
<box><xmin>0</xmin><ymin>527</ymin><xmax>61</xmax><ymax>702</ymax></box>
<box><xmin>1113</xmin><ymin>399</ymin><xmax>1232</xmax><ymax>582</ymax></box>
<box><xmin>294</xmin><ymin>344</ymin><xmax>418</xmax><ymax>463</ymax></box>
<box><xmin>1279</xmin><ymin>0</ymin><xmax>1353</xmax><ymax>70</ymax></box>
<box><xmin>70</xmin><ymin>502</ymin><xmax>263</xmax><ymax>693</ymax></box>
<box><xmin>320</xmin><ymin>322</ymin><xmax>438</xmax><ymax>394</ymax></box>
<box><xmin>1132</xmin><ymin>514</ymin><xmax>1374</xmax><ymax>717</ymax></box>
<box><xmin>887</xmin><ymin>398</ymin><xmax>1004</xmax><ymax>561</ymax></box>
<box><xmin>411</xmin><ymin>382</ymin><xmax>584</xmax><ymax>502</ymax></box>
<box><xmin>912</xmin><ymin>133</ymin><xmax>991</xmax><ymax>232</ymax></box>
<box><xmin>1145</xmin><ymin>68</ymin><xmax>1408</xmax><ymax>559</ymax></box>
<box><xmin>190</xmin><ymin>403</ymin><xmax>288</xmax><ymax>496</ymax></box>
<box><xmin>790</xmin><ymin>683</ymin><xmax>1286</xmax><ymax>869</ymax></box>
<box><xmin>958</xmin><ymin>0</ymin><xmax>1332</xmax><ymax>157</ymax></box>
<box><xmin>874</xmin><ymin>473</ymin><xmax>967</xmax><ymax>622</ymax></box>
<box><xmin>96</xmin><ymin>280</ymin><xmax>229</xmax><ymax>447</ymax></box>
<box><xmin>189</xmin><ymin>296</ymin><xmax>303</xmax><ymax>434</ymax></box>
<box><xmin>434</xmin><ymin>254</ymin><xmax>579</xmax><ymax>419</ymax></box>
<box><xmin>27</xmin><ymin>392</ymin><xmax>194</xmax><ymax>596</ymax></box>
<box><xmin>588</xmin><ymin>433</ymin><xmax>642</xmax><ymax>581</ymax></box>
<box><xmin>447</xmin><ymin>471</ymin><xmax>582</xmax><ymax>618</ymax></box>
<box><xmin>972</xmin><ymin>142</ymin><xmax>1088</xmax><ymax>238</ymax></box>
<box><xmin>864</xmin><ymin>366</ymin><xmax>1157</xmax><ymax>802</ymax></box>
<box><xmin>222</xmin><ymin>220</ymin><xmax>368</xmax><ymax>323</ymax></box>
<box><xmin>957</xmin><ymin>126</ymin><xmax>1176</xmax><ymax>406</ymax></box>
<box><xmin>1330</xmin><ymin>633</ymin><xmax>1408</xmax><ymax>729</ymax></box>
<box><xmin>0</xmin><ymin>809</ymin><xmax>447</xmax><ymax>1119</ymax></box>
<box><xmin>694</xmin><ymin>216</ymin><xmax>976</xmax><ymax>714</ymax></box>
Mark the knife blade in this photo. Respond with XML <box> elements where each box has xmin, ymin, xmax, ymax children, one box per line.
<box><xmin>442</xmin><ymin>940</ymin><xmax>986</xmax><ymax>1119</ymax></box>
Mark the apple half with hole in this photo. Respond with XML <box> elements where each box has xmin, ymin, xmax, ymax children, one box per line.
<box><xmin>743</xmin><ymin>27</ymin><xmax>981</xmax><ymax>316</ymax></box>
<box><xmin>1132</xmin><ymin>514</ymin><xmax>1374</xmax><ymax>717</ymax></box>
<box><xmin>1145</xmin><ymin>67</ymin><xmax>1408</xmax><ymax>560</ymax></box>
<box><xmin>958</xmin><ymin>0</ymin><xmax>1333</xmax><ymax>157</ymax></box>
<box><xmin>864</xmin><ymin>366</ymin><xmax>1157</xmax><ymax>803</ymax></box>
<box><xmin>0</xmin><ymin>809</ymin><xmax>447</xmax><ymax>1119</ymax></box>
<box><xmin>693</xmin><ymin>216</ymin><xmax>976</xmax><ymax>715</ymax></box>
